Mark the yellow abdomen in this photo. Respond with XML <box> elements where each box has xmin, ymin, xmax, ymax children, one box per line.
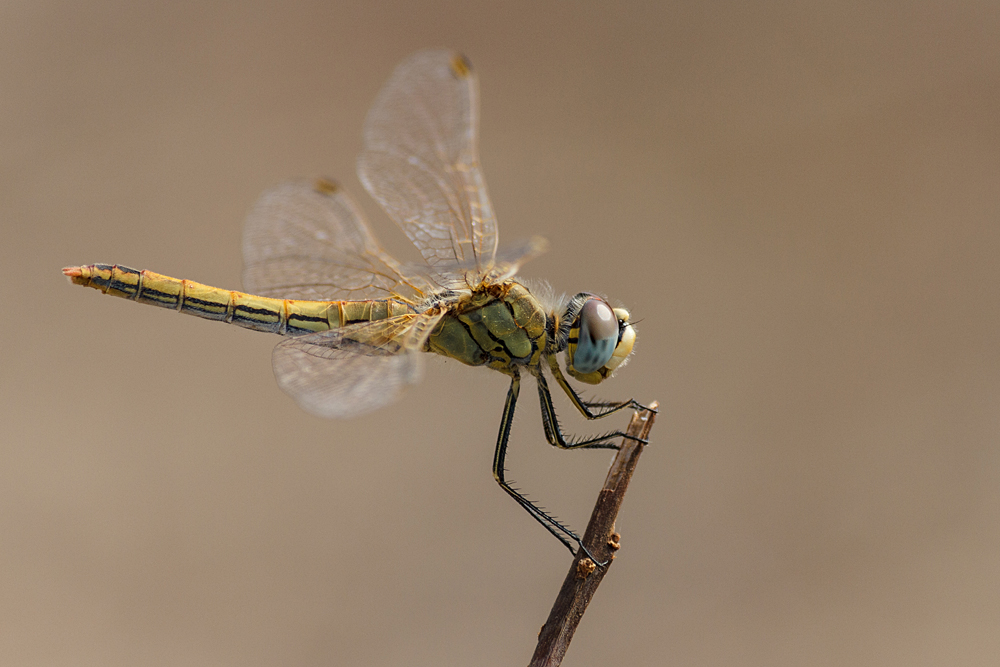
<box><xmin>63</xmin><ymin>264</ymin><xmax>411</xmax><ymax>335</ymax></box>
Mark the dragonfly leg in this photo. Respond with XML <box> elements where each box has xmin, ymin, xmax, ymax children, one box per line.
<box><xmin>493</xmin><ymin>372</ymin><xmax>604</xmax><ymax>562</ymax></box>
<box><xmin>536</xmin><ymin>371</ymin><xmax>642</xmax><ymax>450</ymax></box>
<box><xmin>546</xmin><ymin>355</ymin><xmax>654</xmax><ymax>420</ymax></box>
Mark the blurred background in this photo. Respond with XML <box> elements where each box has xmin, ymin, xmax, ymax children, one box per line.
<box><xmin>3</xmin><ymin>1</ymin><xmax>999</xmax><ymax>665</ymax></box>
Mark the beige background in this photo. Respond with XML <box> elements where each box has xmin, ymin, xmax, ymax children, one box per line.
<box><xmin>3</xmin><ymin>1</ymin><xmax>999</xmax><ymax>665</ymax></box>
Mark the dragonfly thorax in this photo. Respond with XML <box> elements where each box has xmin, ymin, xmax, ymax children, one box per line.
<box><xmin>424</xmin><ymin>280</ymin><xmax>548</xmax><ymax>372</ymax></box>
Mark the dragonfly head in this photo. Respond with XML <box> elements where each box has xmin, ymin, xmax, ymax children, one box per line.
<box><xmin>562</xmin><ymin>294</ymin><xmax>636</xmax><ymax>385</ymax></box>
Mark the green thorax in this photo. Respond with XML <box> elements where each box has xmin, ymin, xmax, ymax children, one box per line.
<box><xmin>425</xmin><ymin>281</ymin><xmax>548</xmax><ymax>370</ymax></box>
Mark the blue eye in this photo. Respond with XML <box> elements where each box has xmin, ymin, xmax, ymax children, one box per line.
<box><xmin>573</xmin><ymin>298</ymin><xmax>618</xmax><ymax>373</ymax></box>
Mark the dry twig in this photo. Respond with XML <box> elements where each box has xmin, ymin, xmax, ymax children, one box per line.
<box><xmin>529</xmin><ymin>402</ymin><xmax>658</xmax><ymax>666</ymax></box>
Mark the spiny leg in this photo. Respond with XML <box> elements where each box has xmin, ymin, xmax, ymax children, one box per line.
<box><xmin>546</xmin><ymin>355</ymin><xmax>654</xmax><ymax>420</ymax></box>
<box><xmin>537</xmin><ymin>371</ymin><xmax>643</xmax><ymax>450</ymax></box>
<box><xmin>492</xmin><ymin>371</ymin><xmax>604</xmax><ymax>563</ymax></box>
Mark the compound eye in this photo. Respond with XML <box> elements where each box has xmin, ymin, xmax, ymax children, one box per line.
<box><xmin>573</xmin><ymin>298</ymin><xmax>618</xmax><ymax>374</ymax></box>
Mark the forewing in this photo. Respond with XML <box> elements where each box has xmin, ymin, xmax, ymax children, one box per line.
<box><xmin>242</xmin><ymin>179</ymin><xmax>427</xmax><ymax>301</ymax></box>
<box><xmin>271</xmin><ymin>311</ymin><xmax>445</xmax><ymax>418</ymax></box>
<box><xmin>357</xmin><ymin>49</ymin><xmax>498</xmax><ymax>274</ymax></box>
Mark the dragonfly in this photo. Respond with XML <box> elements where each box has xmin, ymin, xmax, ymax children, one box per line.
<box><xmin>63</xmin><ymin>49</ymin><xmax>649</xmax><ymax>560</ymax></box>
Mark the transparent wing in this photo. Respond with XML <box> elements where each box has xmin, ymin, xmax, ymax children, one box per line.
<box><xmin>357</xmin><ymin>49</ymin><xmax>498</xmax><ymax>274</ymax></box>
<box><xmin>242</xmin><ymin>179</ymin><xmax>430</xmax><ymax>301</ymax></box>
<box><xmin>271</xmin><ymin>310</ymin><xmax>446</xmax><ymax>418</ymax></box>
<box><xmin>482</xmin><ymin>236</ymin><xmax>549</xmax><ymax>282</ymax></box>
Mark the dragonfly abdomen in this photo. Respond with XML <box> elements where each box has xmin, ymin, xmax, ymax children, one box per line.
<box><xmin>63</xmin><ymin>264</ymin><xmax>410</xmax><ymax>335</ymax></box>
